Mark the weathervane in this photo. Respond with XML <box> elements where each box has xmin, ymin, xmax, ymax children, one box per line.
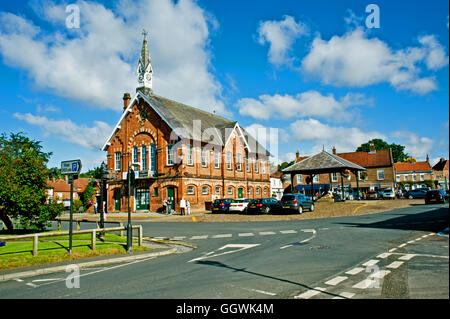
<box><xmin>142</xmin><ymin>28</ymin><xmax>148</xmax><ymax>39</ymax></box>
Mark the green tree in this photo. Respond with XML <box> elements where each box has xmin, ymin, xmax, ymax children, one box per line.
<box><xmin>356</xmin><ymin>138</ymin><xmax>409</xmax><ymax>163</ymax></box>
<box><xmin>0</xmin><ymin>132</ymin><xmax>62</xmax><ymax>231</ymax></box>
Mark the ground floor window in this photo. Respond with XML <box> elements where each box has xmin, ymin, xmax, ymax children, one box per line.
<box><xmin>135</xmin><ymin>188</ymin><xmax>150</xmax><ymax>210</ymax></box>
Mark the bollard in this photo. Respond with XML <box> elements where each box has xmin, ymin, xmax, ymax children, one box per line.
<box><xmin>57</xmin><ymin>220</ymin><xmax>61</xmax><ymax>231</ymax></box>
<box><xmin>138</xmin><ymin>225</ymin><xmax>143</xmax><ymax>246</ymax></box>
<box><xmin>76</xmin><ymin>221</ymin><xmax>81</xmax><ymax>231</ymax></box>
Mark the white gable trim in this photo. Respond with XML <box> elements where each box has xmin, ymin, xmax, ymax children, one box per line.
<box><xmin>101</xmin><ymin>91</ymin><xmax>182</xmax><ymax>151</ymax></box>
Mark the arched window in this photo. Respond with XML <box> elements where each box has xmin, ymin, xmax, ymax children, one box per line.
<box><xmin>202</xmin><ymin>186</ymin><xmax>209</xmax><ymax>195</ymax></box>
<box><xmin>150</xmin><ymin>144</ymin><xmax>156</xmax><ymax>173</ymax></box>
<box><xmin>133</xmin><ymin>146</ymin><xmax>138</xmax><ymax>163</ymax></box>
<box><xmin>141</xmin><ymin>145</ymin><xmax>147</xmax><ymax>171</ymax></box>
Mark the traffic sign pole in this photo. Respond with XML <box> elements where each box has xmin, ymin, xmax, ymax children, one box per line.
<box><xmin>69</xmin><ymin>176</ymin><xmax>74</xmax><ymax>254</ymax></box>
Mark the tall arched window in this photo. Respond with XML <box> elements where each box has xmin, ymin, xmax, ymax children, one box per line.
<box><xmin>150</xmin><ymin>144</ymin><xmax>156</xmax><ymax>174</ymax></box>
<box><xmin>133</xmin><ymin>146</ymin><xmax>138</xmax><ymax>163</ymax></box>
<box><xmin>141</xmin><ymin>145</ymin><xmax>147</xmax><ymax>171</ymax></box>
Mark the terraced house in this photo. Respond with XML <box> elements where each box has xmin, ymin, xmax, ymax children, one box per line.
<box><xmin>102</xmin><ymin>35</ymin><xmax>270</xmax><ymax>213</ymax></box>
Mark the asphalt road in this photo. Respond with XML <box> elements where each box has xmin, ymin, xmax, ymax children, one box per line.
<box><xmin>0</xmin><ymin>203</ymin><xmax>448</xmax><ymax>300</ymax></box>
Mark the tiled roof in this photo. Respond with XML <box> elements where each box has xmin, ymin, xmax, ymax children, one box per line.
<box><xmin>283</xmin><ymin>150</ymin><xmax>366</xmax><ymax>174</ymax></box>
<box><xmin>337</xmin><ymin>149</ymin><xmax>392</xmax><ymax>168</ymax></box>
<box><xmin>47</xmin><ymin>178</ymin><xmax>92</xmax><ymax>193</ymax></box>
<box><xmin>394</xmin><ymin>161</ymin><xmax>432</xmax><ymax>173</ymax></box>
<box><xmin>432</xmin><ymin>158</ymin><xmax>449</xmax><ymax>171</ymax></box>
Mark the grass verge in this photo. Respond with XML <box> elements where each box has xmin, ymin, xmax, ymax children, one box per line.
<box><xmin>0</xmin><ymin>233</ymin><xmax>149</xmax><ymax>270</ymax></box>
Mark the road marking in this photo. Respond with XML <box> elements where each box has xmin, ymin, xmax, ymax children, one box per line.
<box><xmin>15</xmin><ymin>279</ymin><xmax>24</xmax><ymax>282</ymax></box>
<box><xmin>325</xmin><ymin>276</ymin><xmax>348</xmax><ymax>286</ymax></box>
<box><xmin>280</xmin><ymin>244</ymin><xmax>293</xmax><ymax>250</ymax></box>
<box><xmin>407</xmin><ymin>240</ymin><xmax>416</xmax><ymax>244</ymax></box>
<box><xmin>280</xmin><ymin>230</ymin><xmax>297</xmax><ymax>234</ymax></box>
<box><xmin>294</xmin><ymin>287</ymin><xmax>326</xmax><ymax>299</ymax></box>
<box><xmin>212</xmin><ymin>234</ymin><xmax>232</xmax><ymax>238</ymax></box>
<box><xmin>26</xmin><ymin>283</ymin><xmax>37</xmax><ymax>288</ymax></box>
<box><xmin>386</xmin><ymin>261</ymin><xmax>404</xmax><ymax>269</ymax></box>
<box><xmin>398</xmin><ymin>254</ymin><xmax>416</xmax><ymax>261</ymax></box>
<box><xmin>188</xmin><ymin>244</ymin><xmax>261</xmax><ymax>263</ymax></box>
<box><xmin>377</xmin><ymin>252</ymin><xmax>392</xmax><ymax>259</ymax></box>
<box><xmin>398</xmin><ymin>243</ymin><xmax>407</xmax><ymax>248</ymax></box>
<box><xmin>362</xmin><ymin>259</ymin><xmax>379</xmax><ymax>267</ymax></box>
<box><xmin>170</xmin><ymin>236</ymin><xmax>186</xmax><ymax>240</ymax></box>
<box><xmin>249</xmin><ymin>288</ymin><xmax>277</xmax><ymax>296</ymax></box>
<box><xmin>259</xmin><ymin>231</ymin><xmax>276</xmax><ymax>235</ymax></box>
<box><xmin>389</xmin><ymin>248</ymin><xmax>398</xmax><ymax>252</ymax></box>
<box><xmin>332</xmin><ymin>292</ymin><xmax>355</xmax><ymax>299</ymax></box>
<box><xmin>238</xmin><ymin>233</ymin><xmax>254</xmax><ymax>237</ymax></box>
<box><xmin>280</xmin><ymin>229</ymin><xmax>317</xmax><ymax>250</ymax></box>
<box><xmin>345</xmin><ymin>267</ymin><xmax>364</xmax><ymax>275</ymax></box>
<box><xmin>352</xmin><ymin>270</ymin><xmax>390</xmax><ymax>289</ymax></box>
<box><xmin>153</xmin><ymin>237</ymin><xmax>168</xmax><ymax>240</ymax></box>
<box><xmin>190</xmin><ymin>235</ymin><xmax>208</xmax><ymax>240</ymax></box>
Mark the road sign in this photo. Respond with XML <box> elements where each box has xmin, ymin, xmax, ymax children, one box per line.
<box><xmin>61</xmin><ymin>159</ymin><xmax>82</xmax><ymax>175</ymax></box>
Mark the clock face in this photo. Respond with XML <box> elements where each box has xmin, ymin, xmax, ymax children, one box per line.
<box><xmin>146</xmin><ymin>73</ymin><xmax>152</xmax><ymax>81</ymax></box>
<box><xmin>138</xmin><ymin>74</ymin><xmax>144</xmax><ymax>82</ymax></box>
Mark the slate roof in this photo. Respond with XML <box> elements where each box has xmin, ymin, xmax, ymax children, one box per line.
<box><xmin>283</xmin><ymin>150</ymin><xmax>366</xmax><ymax>174</ymax></box>
<box><xmin>432</xmin><ymin>158</ymin><xmax>449</xmax><ymax>171</ymax></box>
<box><xmin>102</xmin><ymin>90</ymin><xmax>270</xmax><ymax>156</ymax></box>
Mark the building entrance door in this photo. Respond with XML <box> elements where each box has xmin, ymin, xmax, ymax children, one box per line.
<box><xmin>135</xmin><ymin>188</ymin><xmax>150</xmax><ymax>210</ymax></box>
<box><xmin>238</xmin><ymin>188</ymin><xmax>243</xmax><ymax>199</ymax></box>
<box><xmin>114</xmin><ymin>189</ymin><xmax>121</xmax><ymax>211</ymax></box>
<box><xmin>167</xmin><ymin>187</ymin><xmax>175</xmax><ymax>211</ymax></box>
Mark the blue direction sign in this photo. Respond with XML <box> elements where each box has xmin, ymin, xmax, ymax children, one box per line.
<box><xmin>61</xmin><ymin>159</ymin><xmax>82</xmax><ymax>175</ymax></box>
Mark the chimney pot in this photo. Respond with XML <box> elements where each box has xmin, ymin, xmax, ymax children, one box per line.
<box><xmin>296</xmin><ymin>151</ymin><xmax>299</xmax><ymax>159</ymax></box>
<box><xmin>332</xmin><ymin>146</ymin><xmax>336</xmax><ymax>155</ymax></box>
<box><xmin>123</xmin><ymin>93</ymin><xmax>131</xmax><ymax>111</ymax></box>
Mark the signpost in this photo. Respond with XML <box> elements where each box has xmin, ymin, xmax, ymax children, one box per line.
<box><xmin>127</xmin><ymin>167</ymin><xmax>135</xmax><ymax>253</ymax></box>
<box><xmin>61</xmin><ymin>159</ymin><xmax>82</xmax><ymax>254</ymax></box>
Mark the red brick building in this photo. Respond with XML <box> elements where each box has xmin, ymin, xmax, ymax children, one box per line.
<box><xmin>102</xmin><ymin>35</ymin><xmax>270</xmax><ymax>213</ymax></box>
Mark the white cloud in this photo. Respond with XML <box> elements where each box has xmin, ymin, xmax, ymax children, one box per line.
<box><xmin>289</xmin><ymin>118</ymin><xmax>386</xmax><ymax>154</ymax></box>
<box><xmin>0</xmin><ymin>0</ymin><xmax>227</xmax><ymax>115</ymax></box>
<box><xmin>257</xmin><ymin>15</ymin><xmax>309</xmax><ymax>67</ymax></box>
<box><xmin>236</xmin><ymin>90</ymin><xmax>372</xmax><ymax>121</ymax></box>
<box><xmin>301</xmin><ymin>28</ymin><xmax>448</xmax><ymax>94</ymax></box>
<box><xmin>13</xmin><ymin>112</ymin><xmax>112</xmax><ymax>150</ymax></box>
<box><xmin>391</xmin><ymin>131</ymin><xmax>434</xmax><ymax>159</ymax></box>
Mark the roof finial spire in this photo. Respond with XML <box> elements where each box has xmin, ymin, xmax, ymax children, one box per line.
<box><xmin>137</xmin><ymin>28</ymin><xmax>153</xmax><ymax>96</ymax></box>
<box><xmin>142</xmin><ymin>28</ymin><xmax>148</xmax><ymax>39</ymax></box>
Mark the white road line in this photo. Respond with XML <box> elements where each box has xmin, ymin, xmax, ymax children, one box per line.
<box><xmin>398</xmin><ymin>243</ymin><xmax>407</xmax><ymax>248</ymax></box>
<box><xmin>190</xmin><ymin>235</ymin><xmax>208</xmax><ymax>240</ymax></box>
<box><xmin>389</xmin><ymin>248</ymin><xmax>398</xmax><ymax>252</ymax></box>
<box><xmin>259</xmin><ymin>231</ymin><xmax>276</xmax><ymax>236</ymax></box>
<box><xmin>377</xmin><ymin>252</ymin><xmax>392</xmax><ymax>259</ymax></box>
<box><xmin>398</xmin><ymin>254</ymin><xmax>416</xmax><ymax>261</ymax></box>
<box><xmin>332</xmin><ymin>292</ymin><xmax>355</xmax><ymax>299</ymax></box>
<box><xmin>15</xmin><ymin>279</ymin><xmax>24</xmax><ymax>282</ymax></box>
<box><xmin>352</xmin><ymin>270</ymin><xmax>390</xmax><ymax>290</ymax></box>
<box><xmin>407</xmin><ymin>240</ymin><xmax>416</xmax><ymax>244</ymax></box>
<box><xmin>238</xmin><ymin>233</ymin><xmax>254</xmax><ymax>237</ymax></box>
<box><xmin>362</xmin><ymin>259</ymin><xmax>379</xmax><ymax>267</ymax></box>
<box><xmin>294</xmin><ymin>287</ymin><xmax>326</xmax><ymax>299</ymax></box>
<box><xmin>170</xmin><ymin>236</ymin><xmax>186</xmax><ymax>240</ymax></box>
<box><xmin>325</xmin><ymin>276</ymin><xmax>348</xmax><ymax>286</ymax></box>
<box><xmin>280</xmin><ymin>230</ymin><xmax>297</xmax><ymax>234</ymax></box>
<box><xmin>250</xmin><ymin>288</ymin><xmax>277</xmax><ymax>296</ymax></box>
<box><xmin>153</xmin><ymin>237</ymin><xmax>168</xmax><ymax>240</ymax></box>
<box><xmin>280</xmin><ymin>245</ymin><xmax>292</xmax><ymax>250</ymax></box>
<box><xmin>345</xmin><ymin>267</ymin><xmax>364</xmax><ymax>275</ymax></box>
<box><xmin>353</xmin><ymin>278</ymin><xmax>377</xmax><ymax>289</ymax></box>
<box><xmin>386</xmin><ymin>261</ymin><xmax>404</xmax><ymax>269</ymax></box>
<box><xmin>26</xmin><ymin>283</ymin><xmax>37</xmax><ymax>288</ymax></box>
<box><xmin>212</xmin><ymin>234</ymin><xmax>232</xmax><ymax>238</ymax></box>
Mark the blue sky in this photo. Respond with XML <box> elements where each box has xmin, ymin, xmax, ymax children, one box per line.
<box><xmin>0</xmin><ymin>0</ymin><xmax>448</xmax><ymax>171</ymax></box>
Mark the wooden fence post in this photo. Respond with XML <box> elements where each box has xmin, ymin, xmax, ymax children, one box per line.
<box><xmin>120</xmin><ymin>223</ymin><xmax>124</xmax><ymax>237</ymax></box>
<box><xmin>91</xmin><ymin>229</ymin><xmax>96</xmax><ymax>250</ymax></box>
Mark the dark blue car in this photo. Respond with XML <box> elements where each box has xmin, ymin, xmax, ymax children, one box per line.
<box><xmin>279</xmin><ymin>193</ymin><xmax>315</xmax><ymax>214</ymax></box>
<box><xmin>211</xmin><ymin>198</ymin><xmax>234</xmax><ymax>213</ymax></box>
<box><xmin>405</xmin><ymin>189</ymin><xmax>427</xmax><ymax>199</ymax></box>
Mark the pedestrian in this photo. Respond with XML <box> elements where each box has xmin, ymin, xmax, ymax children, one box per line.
<box><xmin>180</xmin><ymin>198</ymin><xmax>186</xmax><ymax>215</ymax></box>
<box><xmin>163</xmin><ymin>198</ymin><xmax>168</xmax><ymax>214</ymax></box>
<box><xmin>167</xmin><ymin>198</ymin><xmax>172</xmax><ymax>215</ymax></box>
<box><xmin>94</xmin><ymin>201</ymin><xmax>98</xmax><ymax>214</ymax></box>
<box><xmin>186</xmin><ymin>200</ymin><xmax>191</xmax><ymax>215</ymax></box>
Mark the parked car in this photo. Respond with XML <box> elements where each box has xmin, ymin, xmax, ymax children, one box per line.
<box><xmin>405</xmin><ymin>189</ymin><xmax>427</xmax><ymax>199</ymax></box>
<box><xmin>229</xmin><ymin>198</ymin><xmax>251</xmax><ymax>213</ymax></box>
<box><xmin>211</xmin><ymin>198</ymin><xmax>234</xmax><ymax>213</ymax></box>
<box><xmin>425</xmin><ymin>189</ymin><xmax>448</xmax><ymax>204</ymax></box>
<box><xmin>366</xmin><ymin>190</ymin><xmax>380</xmax><ymax>200</ymax></box>
<box><xmin>247</xmin><ymin>197</ymin><xmax>281</xmax><ymax>214</ymax></box>
<box><xmin>380</xmin><ymin>188</ymin><xmax>395</xmax><ymax>200</ymax></box>
<box><xmin>279</xmin><ymin>193</ymin><xmax>315</xmax><ymax>214</ymax></box>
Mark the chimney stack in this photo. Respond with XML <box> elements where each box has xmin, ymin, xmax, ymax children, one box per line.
<box><xmin>332</xmin><ymin>146</ymin><xmax>336</xmax><ymax>155</ymax></box>
<box><xmin>296</xmin><ymin>150</ymin><xmax>299</xmax><ymax>159</ymax></box>
<box><xmin>123</xmin><ymin>93</ymin><xmax>131</xmax><ymax>111</ymax></box>
<box><xmin>426</xmin><ymin>154</ymin><xmax>429</xmax><ymax>163</ymax></box>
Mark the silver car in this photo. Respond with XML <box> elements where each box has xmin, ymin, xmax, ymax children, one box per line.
<box><xmin>229</xmin><ymin>198</ymin><xmax>251</xmax><ymax>213</ymax></box>
<box><xmin>380</xmin><ymin>188</ymin><xmax>395</xmax><ymax>199</ymax></box>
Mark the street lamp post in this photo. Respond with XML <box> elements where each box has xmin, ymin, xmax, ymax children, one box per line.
<box><xmin>127</xmin><ymin>166</ymin><xmax>135</xmax><ymax>253</ymax></box>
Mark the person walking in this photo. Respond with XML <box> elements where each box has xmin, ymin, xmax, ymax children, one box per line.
<box><xmin>180</xmin><ymin>198</ymin><xmax>186</xmax><ymax>215</ymax></box>
<box><xmin>167</xmin><ymin>198</ymin><xmax>172</xmax><ymax>215</ymax></box>
<box><xmin>186</xmin><ymin>200</ymin><xmax>191</xmax><ymax>215</ymax></box>
<box><xmin>163</xmin><ymin>198</ymin><xmax>168</xmax><ymax>215</ymax></box>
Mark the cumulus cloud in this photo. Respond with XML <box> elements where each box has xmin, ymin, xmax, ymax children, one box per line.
<box><xmin>301</xmin><ymin>28</ymin><xmax>448</xmax><ymax>94</ymax></box>
<box><xmin>0</xmin><ymin>0</ymin><xmax>227</xmax><ymax>115</ymax></box>
<box><xmin>391</xmin><ymin>131</ymin><xmax>434</xmax><ymax>159</ymax></box>
<box><xmin>13</xmin><ymin>112</ymin><xmax>112</xmax><ymax>150</ymax></box>
<box><xmin>236</xmin><ymin>90</ymin><xmax>372</xmax><ymax>121</ymax></box>
<box><xmin>257</xmin><ymin>15</ymin><xmax>309</xmax><ymax>67</ymax></box>
<box><xmin>289</xmin><ymin>118</ymin><xmax>386</xmax><ymax>154</ymax></box>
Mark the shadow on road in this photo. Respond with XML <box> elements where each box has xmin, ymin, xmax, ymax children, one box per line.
<box><xmin>337</xmin><ymin>206</ymin><xmax>449</xmax><ymax>233</ymax></box>
<box><xmin>195</xmin><ymin>260</ymin><xmax>345</xmax><ymax>299</ymax></box>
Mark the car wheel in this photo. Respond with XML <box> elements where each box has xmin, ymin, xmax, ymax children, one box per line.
<box><xmin>298</xmin><ymin>205</ymin><xmax>303</xmax><ymax>214</ymax></box>
<box><xmin>263</xmin><ymin>206</ymin><xmax>270</xmax><ymax>214</ymax></box>
<box><xmin>408</xmin><ymin>195</ymin><xmax>413</xmax><ymax>199</ymax></box>
<box><xmin>310</xmin><ymin>204</ymin><xmax>315</xmax><ymax>212</ymax></box>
